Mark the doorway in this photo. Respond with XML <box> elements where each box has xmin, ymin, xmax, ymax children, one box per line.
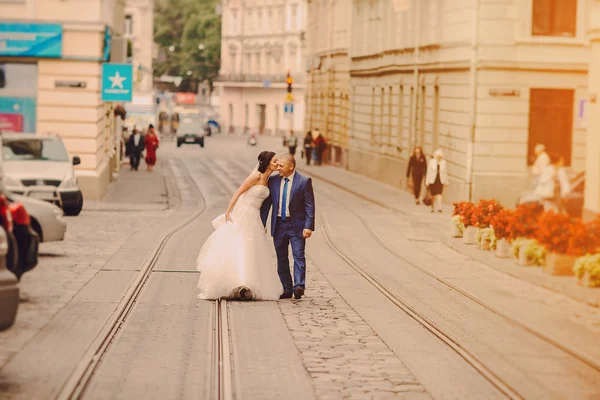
<box><xmin>257</xmin><ymin>104</ymin><xmax>266</xmax><ymax>134</ymax></box>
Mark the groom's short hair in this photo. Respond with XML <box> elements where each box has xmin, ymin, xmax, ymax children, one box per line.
<box><xmin>280</xmin><ymin>153</ymin><xmax>296</xmax><ymax>168</ymax></box>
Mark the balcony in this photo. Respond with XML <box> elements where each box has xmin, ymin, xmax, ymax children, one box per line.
<box><xmin>216</xmin><ymin>74</ymin><xmax>304</xmax><ymax>84</ymax></box>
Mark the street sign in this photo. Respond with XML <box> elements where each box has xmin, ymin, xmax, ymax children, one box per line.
<box><xmin>286</xmin><ymin>93</ymin><xmax>294</xmax><ymax>102</ymax></box>
<box><xmin>102</xmin><ymin>63</ymin><xmax>133</xmax><ymax>102</ymax></box>
<box><xmin>284</xmin><ymin>102</ymin><xmax>294</xmax><ymax>119</ymax></box>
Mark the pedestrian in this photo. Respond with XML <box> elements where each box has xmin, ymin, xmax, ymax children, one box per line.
<box><xmin>144</xmin><ymin>124</ymin><xmax>159</xmax><ymax>172</ymax></box>
<box><xmin>303</xmin><ymin>131</ymin><xmax>314</xmax><ymax>166</ymax></box>
<box><xmin>531</xmin><ymin>143</ymin><xmax>550</xmax><ymax>187</ymax></box>
<box><xmin>406</xmin><ymin>146</ymin><xmax>428</xmax><ymax>204</ymax></box>
<box><xmin>425</xmin><ymin>149</ymin><xmax>449</xmax><ymax>213</ymax></box>
<box><xmin>127</xmin><ymin>128</ymin><xmax>145</xmax><ymax>171</ymax></box>
<box><xmin>287</xmin><ymin>130</ymin><xmax>298</xmax><ymax>156</ymax></box>
<box><xmin>521</xmin><ymin>152</ymin><xmax>571</xmax><ymax>212</ymax></box>
<box><xmin>313</xmin><ymin>129</ymin><xmax>327</xmax><ymax>165</ymax></box>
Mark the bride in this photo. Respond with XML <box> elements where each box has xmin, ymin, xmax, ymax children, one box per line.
<box><xmin>196</xmin><ymin>151</ymin><xmax>283</xmax><ymax>300</ymax></box>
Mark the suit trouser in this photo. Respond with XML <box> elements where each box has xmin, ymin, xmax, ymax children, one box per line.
<box><xmin>130</xmin><ymin>151</ymin><xmax>141</xmax><ymax>169</ymax></box>
<box><xmin>273</xmin><ymin>218</ymin><xmax>306</xmax><ymax>293</ymax></box>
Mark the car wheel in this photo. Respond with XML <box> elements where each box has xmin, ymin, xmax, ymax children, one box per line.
<box><xmin>199</xmin><ymin>138</ymin><xmax>205</xmax><ymax>148</ymax></box>
<box><xmin>30</xmin><ymin>218</ymin><xmax>43</xmax><ymax>242</ymax></box>
<box><xmin>177</xmin><ymin>141</ymin><xmax>182</xmax><ymax>147</ymax></box>
<box><xmin>64</xmin><ymin>196</ymin><xmax>83</xmax><ymax>216</ymax></box>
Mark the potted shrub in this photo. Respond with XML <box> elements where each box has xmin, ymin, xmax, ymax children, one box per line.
<box><xmin>536</xmin><ymin>211</ymin><xmax>577</xmax><ymax>276</ymax></box>
<box><xmin>460</xmin><ymin>203</ymin><xmax>478</xmax><ymax>244</ymax></box>
<box><xmin>511</xmin><ymin>203</ymin><xmax>545</xmax><ymax>240</ymax></box>
<box><xmin>518</xmin><ymin>239</ymin><xmax>546</xmax><ymax>266</ymax></box>
<box><xmin>451</xmin><ymin>202</ymin><xmax>469</xmax><ymax>238</ymax></box>
<box><xmin>478</xmin><ymin>227</ymin><xmax>495</xmax><ymax>251</ymax></box>
<box><xmin>491</xmin><ymin>209</ymin><xmax>513</xmax><ymax>258</ymax></box>
<box><xmin>574</xmin><ymin>254</ymin><xmax>600</xmax><ymax>288</ymax></box>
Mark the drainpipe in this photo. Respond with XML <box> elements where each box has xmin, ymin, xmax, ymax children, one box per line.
<box><xmin>466</xmin><ymin>0</ymin><xmax>480</xmax><ymax>201</ymax></box>
<box><xmin>410</xmin><ymin>0</ymin><xmax>421</xmax><ymax>151</ymax></box>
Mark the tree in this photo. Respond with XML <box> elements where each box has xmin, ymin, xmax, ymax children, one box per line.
<box><xmin>154</xmin><ymin>0</ymin><xmax>221</xmax><ymax>85</ymax></box>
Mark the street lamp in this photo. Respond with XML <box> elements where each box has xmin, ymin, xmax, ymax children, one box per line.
<box><xmin>169</xmin><ymin>45</ymin><xmax>175</xmax><ymax>52</ymax></box>
<box><xmin>187</xmin><ymin>70</ymin><xmax>193</xmax><ymax>76</ymax></box>
<box><xmin>198</xmin><ymin>43</ymin><xmax>205</xmax><ymax>51</ymax></box>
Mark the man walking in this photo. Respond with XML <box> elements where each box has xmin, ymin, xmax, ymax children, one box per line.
<box><xmin>127</xmin><ymin>128</ymin><xmax>145</xmax><ymax>171</ymax></box>
<box><xmin>287</xmin><ymin>130</ymin><xmax>298</xmax><ymax>156</ymax></box>
<box><xmin>261</xmin><ymin>154</ymin><xmax>315</xmax><ymax>300</ymax></box>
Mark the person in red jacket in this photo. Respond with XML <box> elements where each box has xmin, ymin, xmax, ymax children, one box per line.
<box><xmin>144</xmin><ymin>124</ymin><xmax>159</xmax><ymax>172</ymax></box>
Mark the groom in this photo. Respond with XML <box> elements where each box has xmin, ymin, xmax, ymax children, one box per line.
<box><xmin>261</xmin><ymin>154</ymin><xmax>315</xmax><ymax>299</ymax></box>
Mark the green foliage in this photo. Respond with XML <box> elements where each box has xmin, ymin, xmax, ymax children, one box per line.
<box><xmin>154</xmin><ymin>0</ymin><xmax>221</xmax><ymax>82</ymax></box>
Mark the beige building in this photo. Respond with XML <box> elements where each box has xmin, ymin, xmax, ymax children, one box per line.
<box><xmin>305</xmin><ymin>0</ymin><xmax>352</xmax><ymax>165</ymax></box>
<box><xmin>125</xmin><ymin>0</ymin><xmax>154</xmax><ymax>93</ymax></box>
<box><xmin>585</xmin><ymin>0</ymin><xmax>600</xmax><ymax>219</ymax></box>
<box><xmin>0</xmin><ymin>0</ymin><xmax>127</xmax><ymax>200</ymax></box>
<box><xmin>215</xmin><ymin>0</ymin><xmax>307</xmax><ymax>136</ymax></box>
<box><xmin>308</xmin><ymin>0</ymin><xmax>590</xmax><ymax>207</ymax></box>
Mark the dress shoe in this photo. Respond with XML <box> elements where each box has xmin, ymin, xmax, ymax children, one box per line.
<box><xmin>294</xmin><ymin>287</ymin><xmax>304</xmax><ymax>299</ymax></box>
<box><xmin>239</xmin><ymin>286</ymin><xmax>253</xmax><ymax>300</ymax></box>
<box><xmin>279</xmin><ymin>292</ymin><xmax>293</xmax><ymax>299</ymax></box>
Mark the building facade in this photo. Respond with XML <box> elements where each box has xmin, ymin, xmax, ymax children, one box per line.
<box><xmin>307</xmin><ymin>0</ymin><xmax>590</xmax><ymax>207</ymax></box>
<box><xmin>305</xmin><ymin>0</ymin><xmax>352</xmax><ymax>165</ymax></box>
<box><xmin>585</xmin><ymin>0</ymin><xmax>600</xmax><ymax>218</ymax></box>
<box><xmin>215</xmin><ymin>0</ymin><xmax>307</xmax><ymax>137</ymax></box>
<box><xmin>0</xmin><ymin>0</ymin><xmax>127</xmax><ymax>200</ymax></box>
<box><xmin>124</xmin><ymin>0</ymin><xmax>154</xmax><ymax>93</ymax></box>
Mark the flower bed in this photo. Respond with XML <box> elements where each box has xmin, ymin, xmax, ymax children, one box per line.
<box><xmin>450</xmin><ymin>200</ymin><xmax>600</xmax><ymax>285</ymax></box>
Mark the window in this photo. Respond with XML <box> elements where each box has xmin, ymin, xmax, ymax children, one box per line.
<box><xmin>231</xmin><ymin>9</ymin><xmax>238</xmax><ymax>34</ymax></box>
<box><xmin>258</xmin><ymin>8</ymin><xmax>263</xmax><ymax>28</ymax></box>
<box><xmin>125</xmin><ymin>15</ymin><xmax>133</xmax><ymax>36</ymax></box>
<box><xmin>388</xmin><ymin>86</ymin><xmax>393</xmax><ymax>146</ymax></box>
<box><xmin>398</xmin><ymin>85</ymin><xmax>404</xmax><ymax>149</ymax></box>
<box><xmin>291</xmin><ymin>4</ymin><xmax>298</xmax><ymax>30</ymax></box>
<box><xmin>419</xmin><ymin>85</ymin><xmax>426</xmax><ymax>147</ymax></box>
<box><xmin>380</xmin><ymin>88</ymin><xmax>385</xmax><ymax>144</ymax></box>
<box><xmin>371</xmin><ymin>87</ymin><xmax>376</xmax><ymax>141</ymax></box>
<box><xmin>528</xmin><ymin>88</ymin><xmax>574</xmax><ymax>166</ymax></box>
<box><xmin>248</xmin><ymin>9</ymin><xmax>253</xmax><ymax>31</ymax></box>
<box><xmin>532</xmin><ymin>0</ymin><xmax>577</xmax><ymax>37</ymax></box>
<box><xmin>3</xmin><ymin>138</ymin><xmax>69</xmax><ymax>162</ymax></box>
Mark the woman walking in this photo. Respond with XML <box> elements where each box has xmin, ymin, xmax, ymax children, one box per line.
<box><xmin>144</xmin><ymin>124</ymin><xmax>160</xmax><ymax>172</ymax></box>
<box><xmin>303</xmin><ymin>131</ymin><xmax>314</xmax><ymax>166</ymax></box>
<box><xmin>406</xmin><ymin>146</ymin><xmax>428</xmax><ymax>204</ymax></box>
<box><xmin>425</xmin><ymin>149</ymin><xmax>449</xmax><ymax>213</ymax></box>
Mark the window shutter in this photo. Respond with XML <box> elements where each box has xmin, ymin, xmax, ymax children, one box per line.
<box><xmin>532</xmin><ymin>0</ymin><xmax>553</xmax><ymax>36</ymax></box>
<box><xmin>554</xmin><ymin>0</ymin><xmax>577</xmax><ymax>37</ymax></box>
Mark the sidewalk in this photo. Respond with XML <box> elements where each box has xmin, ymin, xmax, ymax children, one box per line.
<box><xmin>84</xmin><ymin>160</ymin><xmax>171</xmax><ymax>212</ymax></box>
<box><xmin>296</xmin><ymin>163</ymin><xmax>600</xmax><ymax>308</ymax></box>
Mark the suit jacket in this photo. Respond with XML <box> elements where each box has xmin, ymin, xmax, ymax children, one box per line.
<box><xmin>127</xmin><ymin>133</ymin><xmax>146</xmax><ymax>154</ymax></box>
<box><xmin>260</xmin><ymin>171</ymin><xmax>315</xmax><ymax>237</ymax></box>
<box><xmin>426</xmin><ymin>158</ymin><xmax>449</xmax><ymax>185</ymax></box>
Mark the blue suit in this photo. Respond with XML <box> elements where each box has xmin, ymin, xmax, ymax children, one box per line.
<box><xmin>261</xmin><ymin>172</ymin><xmax>315</xmax><ymax>293</ymax></box>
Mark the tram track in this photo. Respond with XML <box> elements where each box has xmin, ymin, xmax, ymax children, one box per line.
<box><xmin>54</xmin><ymin>157</ymin><xmax>235</xmax><ymax>400</ymax></box>
<box><xmin>221</xmin><ymin>154</ymin><xmax>600</xmax><ymax>398</ymax></box>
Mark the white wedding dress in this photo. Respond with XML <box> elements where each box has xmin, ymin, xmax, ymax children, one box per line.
<box><xmin>196</xmin><ymin>185</ymin><xmax>282</xmax><ymax>300</ymax></box>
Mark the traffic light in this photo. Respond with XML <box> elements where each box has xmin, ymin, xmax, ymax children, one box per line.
<box><xmin>286</xmin><ymin>72</ymin><xmax>292</xmax><ymax>93</ymax></box>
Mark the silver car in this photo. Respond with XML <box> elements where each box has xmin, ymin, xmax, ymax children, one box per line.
<box><xmin>2</xmin><ymin>133</ymin><xmax>84</xmax><ymax>216</ymax></box>
<box><xmin>12</xmin><ymin>195</ymin><xmax>66</xmax><ymax>242</ymax></box>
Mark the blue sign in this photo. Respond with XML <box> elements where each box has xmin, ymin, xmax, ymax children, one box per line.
<box><xmin>284</xmin><ymin>102</ymin><xmax>294</xmax><ymax>114</ymax></box>
<box><xmin>102</xmin><ymin>64</ymin><xmax>133</xmax><ymax>102</ymax></box>
<box><xmin>103</xmin><ymin>27</ymin><xmax>111</xmax><ymax>61</ymax></box>
<box><xmin>0</xmin><ymin>23</ymin><xmax>62</xmax><ymax>58</ymax></box>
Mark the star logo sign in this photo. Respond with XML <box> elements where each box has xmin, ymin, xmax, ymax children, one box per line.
<box><xmin>109</xmin><ymin>71</ymin><xmax>127</xmax><ymax>89</ymax></box>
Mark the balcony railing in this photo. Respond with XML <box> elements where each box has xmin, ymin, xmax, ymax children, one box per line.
<box><xmin>216</xmin><ymin>74</ymin><xmax>304</xmax><ymax>84</ymax></box>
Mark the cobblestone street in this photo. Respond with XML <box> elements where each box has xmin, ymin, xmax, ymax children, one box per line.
<box><xmin>0</xmin><ymin>136</ymin><xmax>599</xmax><ymax>400</ymax></box>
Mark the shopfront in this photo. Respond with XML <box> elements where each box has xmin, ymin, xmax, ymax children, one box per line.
<box><xmin>0</xmin><ymin>22</ymin><xmax>62</xmax><ymax>133</ymax></box>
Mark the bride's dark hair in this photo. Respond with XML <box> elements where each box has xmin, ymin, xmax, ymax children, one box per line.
<box><xmin>257</xmin><ymin>151</ymin><xmax>276</xmax><ymax>173</ymax></box>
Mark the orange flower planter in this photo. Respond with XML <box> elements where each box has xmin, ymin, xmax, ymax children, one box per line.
<box><xmin>544</xmin><ymin>253</ymin><xmax>576</xmax><ymax>276</ymax></box>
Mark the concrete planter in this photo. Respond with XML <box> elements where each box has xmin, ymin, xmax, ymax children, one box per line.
<box><xmin>463</xmin><ymin>226</ymin><xmax>478</xmax><ymax>245</ymax></box>
<box><xmin>518</xmin><ymin>246</ymin><xmax>534</xmax><ymax>266</ymax></box>
<box><xmin>481</xmin><ymin>239</ymin><xmax>491</xmax><ymax>251</ymax></box>
<box><xmin>544</xmin><ymin>253</ymin><xmax>576</xmax><ymax>276</ymax></box>
<box><xmin>578</xmin><ymin>273</ymin><xmax>600</xmax><ymax>288</ymax></box>
<box><xmin>495</xmin><ymin>239</ymin><xmax>511</xmax><ymax>258</ymax></box>
<box><xmin>450</xmin><ymin>221</ymin><xmax>463</xmax><ymax>238</ymax></box>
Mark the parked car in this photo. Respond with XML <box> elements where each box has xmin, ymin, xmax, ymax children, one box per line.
<box><xmin>176</xmin><ymin>117</ymin><xmax>206</xmax><ymax>148</ymax></box>
<box><xmin>0</xmin><ymin>226</ymin><xmax>18</xmax><ymax>331</ymax></box>
<box><xmin>2</xmin><ymin>133</ymin><xmax>84</xmax><ymax>216</ymax></box>
<box><xmin>7</xmin><ymin>201</ymin><xmax>39</xmax><ymax>280</ymax></box>
<box><xmin>10</xmin><ymin>195</ymin><xmax>66</xmax><ymax>242</ymax></box>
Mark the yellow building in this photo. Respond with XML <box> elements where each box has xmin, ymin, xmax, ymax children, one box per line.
<box><xmin>305</xmin><ymin>0</ymin><xmax>352</xmax><ymax>166</ymax></box>
<box><xmin>585</xmin><ymin>0</ymin><xmax>600</xmax><ymax>219</ymax></box>
<box><xmin>0</xmin><ymin>0</ymin><xmax>127</xmax><ymax>200</ymax></box>
<box><xmin>307</xmin><ymin>0</ymin><xmax>590</xmax><ymax>207</ymax></box>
